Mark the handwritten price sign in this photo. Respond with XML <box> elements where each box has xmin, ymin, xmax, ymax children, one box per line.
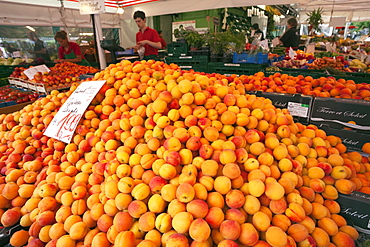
<box><xmin>44</xmin><ymin>80</ymin><xmax>106</xmax><ymax>143</ymax></box>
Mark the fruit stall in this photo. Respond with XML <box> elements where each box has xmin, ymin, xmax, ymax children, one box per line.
<box><xmin>0</xmin><ymin>57</ymin><xmax>370</xmax><ymax>247</ymax></box>
<box><xmin>0</xmin><ymin>62</ymin><xmax>99</xmax><ymax>114</ymax></box>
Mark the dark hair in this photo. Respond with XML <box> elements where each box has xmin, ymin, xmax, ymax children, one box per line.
<box><xmin>54</xmin><ymin>30</ymin><xmax>68</xmax><ymax>40</ymax></box>
<box><xmin>252</xmin><ymin>23</ymin><xmax>259</xmax><ymax>30</ymax></box>
<box><xmin>133</xmin><ymin>10</ymin><xmax>146</xmax><ymax>20</ymax></box>
<box><xmin>157</xmin><ymin>30</ymin><xmax>162</xmax><ymax>35</ymax></box>
<box><xmin>287</xmin><ymin>18</ymin><xmax>298</xmax><ymax>28</ymax></box>
<box><xmin>28</xmin><ymin>31</ymin><xmax>38</xmax><ymax>40</ymax></box>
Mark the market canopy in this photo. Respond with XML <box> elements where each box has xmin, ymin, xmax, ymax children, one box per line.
<box><xmin>1</xmin><ymin>0</ymin><xmax>370</xmax><ymax>28</ymax></box>
<box><xmin>296</xmin><ymin>0</ymin><xmax>370</xmax><ymax>23</ymax></box>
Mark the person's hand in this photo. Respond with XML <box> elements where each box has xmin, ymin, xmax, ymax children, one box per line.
<box><xmin>137</xmin><ymin>40</ymin><xmax>147</xmax><ymax>46</ymax></box>
<box><xmin>54</xmin><ymin>59</ymin><xmax>65</xmax><ymax>63</ymax></box>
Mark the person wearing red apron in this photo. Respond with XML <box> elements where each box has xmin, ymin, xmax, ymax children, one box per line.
<box><xmin>54</xmin><ymin>30</ymin><xmax>91</xmax><ymax>66</ymax></box>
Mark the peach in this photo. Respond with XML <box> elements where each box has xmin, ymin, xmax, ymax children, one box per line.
<box><xmin>148</xmin><ymin>194</ymin><xmax>167</xmax><ymax>214</ymax></box>
<box><xmin>217</xmin><ymin>240</ymin><xmax>239</xmax><ymax>247</ymax></box>
<box><xmin>287</xmin><ymin>223</ymin><xmax>309</xmax><ymax>242</ymax></box>
<box><xmin>155</xmin><ymin>213</ymin><xmax>172</xmax><ymax>234</ymax></box>
<box><xmin>189</xmin><ymin>218</ymin><xmax>211</xmax><ymax>243</ymax></box>
<box><xmin>167</xmin><ymin>233</ymin><xmax>189</xmax><ymax>247</ymax></box>
<box><xmin>225</xmin><ymin>189</ymin><xmax>245</xmax><ymax>209</ymax></box>
<box><xmin>339</xmin><ymin>225</ymin><xmax>359</xmax><ymax>241</ymax></box>
<box><xmin>265</xmin><ymin>181</ymin><xmax>285</xmax><ymax>200</ymax></box>
<box><xmin>139</xmin><ymin>211</ymin><xmax>156</xmax><ymax>232</ymax></box>
<box><xmin>219</xmin><ymin>219</ymin><xmax>241</xmax><ymax>241</ymax></box>
<box><xmin>252</xmin><ymin>211</ymin><xmax>270</xmax><ymax>231</ymax></box>
<box><xmin>186</xmin><ymin>199</ymin><xmax>209</xmax><ymax>218</ymax></box>
<box><xmin>243</xmin><ymin>195</ymin><xmax>261</xmax><ymax>215</ymax></box>
<box><xmin>56</xmin><ymin>235</ymin><xmax>75</xmax><ymax>247</ymax></box>
<box><xmin>1</xmin><ymin>208</ymin><xmax>21</xmax><ymax>227</ymax></box>
<box><xmin>265</xmin><ymin>226</ymin><xmax>287</xmax><ymax>247</ymax></box>
<box><xmin>311</xmin><ymin>227</ymin><xmax>330</xmax><ymax>247</ymax></box>
<box><xmin>285</xmin><ymin>202</ymin><xmax>306</xmax><ymax>223</ymax></box>
<box><xmin>49</xmin><ymin>223</ymin><xmax>67</xmax><ymax>240</ymax></box>
<box><xmin>238</xmin><ymin>223</ymin><xmax>259</xmax><ymax>246</ymax></box>
<box><xmin>269</xmin><ymin>198</ymin><xmax>288</xmax><ymax>214</ymax></box>
<box><xmin>176</xmin><ymin>183</ymin><xmax>195</xmax><ymax>203</ymax></box>
<box><xmin>310</xmin><ymin>202</ymin><xmax>329</xmax><ymax>220</ymax></box>
<box><xmin>10</xmin><ymin>230</ymin><xmax>29</xmax><ymax>247</ymax></box>
<box><xmin>331</xmin><ymin>231</ymin><xmax>355</xmax><ymax>247</ymax></box>
<box><xmin>172</xmin><ymin>211</ymin><xmax>193</xmax><ymax>234</ymax></box>
<box><xmin>127</xmin><ymin>200</ymin><xmax>148</xmax><ymax>218</ymax></box>
<box><xmin>205</xmin><ymin>207</ymin><xmax>224</xmax><ymax>229</ymax></box>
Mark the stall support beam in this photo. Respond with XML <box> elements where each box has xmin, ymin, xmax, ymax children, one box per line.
<box><xmin>92</xmin><ymin>14</ymin><xmax>106</xmax><ymax>69</ymax></box>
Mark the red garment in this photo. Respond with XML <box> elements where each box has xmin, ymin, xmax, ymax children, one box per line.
<box><xmin>58</xmin><ymin>41</ymin><xmax>85</xmax><ymax>59</ymax></box>
<box><xmin>160</xmin><ymin>37</ymin><xmax>167</xmax><ymax>49</ymax></box>
<box><xmin>136</xmin><ymin>27</ymin><xmax>161</xmax><ymax>56</ymax></box>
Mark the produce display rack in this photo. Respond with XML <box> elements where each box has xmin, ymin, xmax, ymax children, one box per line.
<box><xmin>208</xmin><ymin>62</ymin><xmax>267</xmax><ymax>76</ymax></box>
<box><xmin>165</xmin><ymin>55</ymin><xmax>209</xmax><ymax>73</ymax></box>
<box><xmin>8</xmin><ymin>77</ymin><xmax>71</xmax><ymax>94</ymax></box>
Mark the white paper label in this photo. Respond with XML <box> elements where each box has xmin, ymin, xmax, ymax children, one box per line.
<box><xmin>288</xmin><ymin>48</ymin><xmax>296</xmax><ymax>60</ymax></box>
<box><xmin>12</xmin><ymin>51</ymin><xmax>21</xmax><ymax>57</ymax></box>
<box><xmin>79</xmin><ymin>0</ymin><xmax>105</xmax><ymax>14</ymax></box>
<box><xmin>44</xmin><ymin>80</ymin><xmax>106</xmax><ymax>143</ymax></box>
<box><xmin>272</xmin><ymin>37</ymin><xmax>280</xmax><ymax>47</ymax></box>
<box><xmin>287</xmin><ymin>102</ymin><xmax>309</xmax><ymax>118</ymax></box>
<box><xmin>24</xmin><ymin>65</ymin><xmax>50</xmax><ymax>80</ymax></box>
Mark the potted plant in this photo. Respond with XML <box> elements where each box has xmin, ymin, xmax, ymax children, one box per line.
<box><xmin>306</xmin><ymin>8</ymin><xmax>324</xmax><ymax>35</ymax></box>
<box><xmin>183</xmin><ymin>30</ymin><xmax>205</xmax><ymax>50</ymax></box>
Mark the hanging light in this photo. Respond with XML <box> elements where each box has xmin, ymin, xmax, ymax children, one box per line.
<box><xmin>117</xmin><ymin>7</ymin><xmax>124</xmax><ymax>14</ymax></box>
<box><xmin>26</xmin><ymin>26</ymin><xmax>35</xmax><ymax>32</ymax></box>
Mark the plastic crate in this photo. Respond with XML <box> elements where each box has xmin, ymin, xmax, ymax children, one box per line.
<box><xmin>167</xmin><ymin>42</ymin><xmax>188</xmax><ymax>56</ymax></box>
<box><xmin>208</xmin><ymin>62</ymin><xmax>264</xmax><ymax>76</ymax></box>
<box><xmin>189</xmin><ymin>49</ymin><xmax>210</xmax><ymax>57</ymax></box>
<box><xmin>233</xmin><ymin>52</ymin><xmax>256</xmax><ymax>63</ymax></box>
<box><xmin>256</xmin><ymin>53</ymin><xmax>268</xmax><ymax>64</ymax></box>
<box><xmin>165</xmin><ymin>56</ymin><xmax>208</xmax><ymax>66</ymax></box>
<box><xmin>179</xmin><ymin>65</ymin><xmax>209</xmax><ymax>73</ymax></box>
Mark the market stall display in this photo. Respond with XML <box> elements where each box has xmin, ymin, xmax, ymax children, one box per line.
<box><xmin>0</xmin><ymin>59</ymin><xmax>370</xmax><ymax>247</ymax></box>
<box><xmin>7</xmin><ymin>62</ymin><xmax>99</xmax><ymax>94</ymax></box>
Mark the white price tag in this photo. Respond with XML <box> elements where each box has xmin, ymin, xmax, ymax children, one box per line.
<box><xmin>24</xmin><ymin>65</ymin><xmax>50</xmax><ymax>80</ymax></box>
<box><xmin>288</xmin><ymin>48</ymin><xmax>296</xmax><ymax>60</ymax></box>
<box><xmin>12</xmin><ymin>51</ymin><xmax>21</xmax><ymax>57</ymax></box>
<box><xmin>44</xmin><ymin>80</ymin><xmax>106</xmax><ymax>143</ymax></box>
<box><xmin>287</xmin><ymin>102</ymin><xmax>309</xmax><ymax>118</ymax></box>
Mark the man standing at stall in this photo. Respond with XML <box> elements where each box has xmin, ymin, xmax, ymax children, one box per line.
<box><xmin>133</xmin><ymin>10</ymin><xmax>161</xmax><ymax>60</ymax></box>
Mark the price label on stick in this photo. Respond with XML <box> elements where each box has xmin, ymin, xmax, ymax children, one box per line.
<box><xmin>44</xmin><ymin>80</ymin><xmax>106</xmax><ymax>143</ymax></box>
<box><xmin>24</xmin><ymin>65</ymin><xmax>50</xmax><ymax>80</ymax></box>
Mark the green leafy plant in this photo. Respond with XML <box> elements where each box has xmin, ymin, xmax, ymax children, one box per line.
<box><xmin>183</xmin><ymin>30</ymin><xmax>205</xmax><ymax>50</ymax></box>
<box><xmin>205</xmin><ymin>31</ymin><xmax>246</xmax><ymax>55</ymax></box>
<box><xmin>306</xmin><ymin>8</ymin><xmax>324</xmax><ymax>34</ymax></box>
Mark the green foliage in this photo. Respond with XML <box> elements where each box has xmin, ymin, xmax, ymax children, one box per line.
<box><xmin>306</xmin><ymin>8</ymin><xmax>324</xmax><ymax>33</ymax></box>
<box><xmin>183</xmin><ymin>30</ymin><xmax>206</xmax><ymax>49</ymax></box>
<box><xmin>351</xmin><ymin>21</ymin><xmax>370</xmax><ymax>31</ymax></box>
<box><xmin>205</xmin><ymin>31</ymin><xmax>246</xmax><ymax>54</ymax></box>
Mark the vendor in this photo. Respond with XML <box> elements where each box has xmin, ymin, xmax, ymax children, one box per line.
<box><xmin>279</xmin><ymin>18</ymin><xmax>300</xmax><ymax>51</ymax></box>
<box><xmin>54</xmin><ymin>30</ymin><xmax>90</xmax><ymax>66</ymax></box>
<box><xmin>158</xmin><ymin>30</ymin><xmax>167</xmax><ymax>49</ymax></box>
<box><xmin>251</xmin><ymin>23</ymin><xmax>264</xmax><ymax>41</ymax></box>
<box><xmin>28</xmin><ymin>31</ymin><xmax>51</xmax><ymax>62</ymax></box>
<box><xmin>133</xmin><ymin>10</ymin><xmax>162</xmax><ymax>60</ymax></box>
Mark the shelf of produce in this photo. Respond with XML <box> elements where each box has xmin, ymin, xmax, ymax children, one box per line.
<box><xmin>8</xmin><ymin>77</ymin><xmax>72</xmax><ymax>94</ymax></box>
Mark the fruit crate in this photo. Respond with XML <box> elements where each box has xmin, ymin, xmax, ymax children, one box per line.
<box><xmin>167</xmin><ymin>42</ymin><xmax>189</xmax><ymax>56</ymax></box>
<box><xmin>165</xmin><ymin>56</ymin><xmax>208</xmax><ymax>66</ymax></box>
<box><xmin>208</xmin><ymin>62</ymin><xmax>266</xmax><ymax>76</ymax></box>
<box><xmin>233</xmin><ymin>52</ymin><xmax>269</xmax><ymax>64</ymax></box>
<box><xmin>188</xmin><ymin>49</ymin><xmax>210</xmax><ymax>57</ymax></box>
<box><xmin>0</xmin><ymin>65</ymin><xmax>31</xmax><ymax>76</ymax></box>
<box><xmin>177</xmin><ymin>65</ymin><xmax>209</xmax><ymax>73</ymax></box>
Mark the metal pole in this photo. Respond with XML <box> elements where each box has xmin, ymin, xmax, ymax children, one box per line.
<box><xmin>93</xmin><ymin>14</ymin><xmax>107</xmax><ymax>69</ymax></box>
<box><xmin>91</xmin><ymin>14</ymin><xmax>100</xmax><ymax>68</ymax></box>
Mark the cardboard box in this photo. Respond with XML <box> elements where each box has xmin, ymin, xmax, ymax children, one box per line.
<box><xmin>0</xmin><ymin>101</ymin><xmax>34</xmax><ymax>114</ymax></box>
<box><xmin>310</xmin><ymin>97</ymin><xmax>370</xmax><ymax>134</ymax></box>
<box><xmin>250</xmin><ymin>91</ymin><xmax>313</xmax><ymax>124</ymax></box>
<box><xmin>336</xmin><ymin>191</ymin><xmax>370</xmax><ymax>232</ymax></box>
<box><xmin>318</xmin><ymin>124</ymin><xmax>368</xmax><ymax>152</ymax></box>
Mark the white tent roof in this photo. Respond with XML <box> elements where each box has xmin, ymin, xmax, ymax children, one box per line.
<box><xmin>1</xmin><ymin>0</ymin><xmax>370</xmax><ymax>28</ymax></box>
<box><xmin>296</xmin><ymin>0</ymin><xmax>370</xmax><ymax>23</ymax></box>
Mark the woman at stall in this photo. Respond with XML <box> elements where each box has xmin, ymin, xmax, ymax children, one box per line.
<box><xmin>279</xmin><ymin>18</ymin><xmax>300</xmax><ymax>52</ymax></box>
<box><xmin>54</xmin><ymin>30</ymin><xmax>90</xmax><ymax>66</ymax></box>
